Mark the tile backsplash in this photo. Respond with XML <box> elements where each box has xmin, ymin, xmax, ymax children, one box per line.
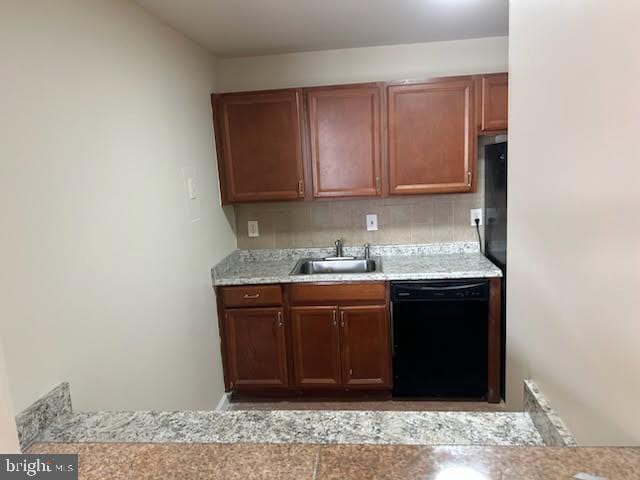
<box><xmin>235</xmin><ymin>157</ymin><xmax>486</xmax><ymax>250</ymax></box>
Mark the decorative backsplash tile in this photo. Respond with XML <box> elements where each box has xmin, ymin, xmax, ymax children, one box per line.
<box><xmin>234</xmin><ymin>192</ymin><xmax>485</xmax><ymax>250</ymax></box>
<box><xmin>235</xmin><ymin>158</ymin><xmax>486</xmax><ymax>250</ymax></box>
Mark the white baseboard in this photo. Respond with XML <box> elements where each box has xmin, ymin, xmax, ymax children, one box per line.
<box><xmin>215</xmin><ymin>392</ymin><xmax>231</xmax><ymax>411</ymax></box>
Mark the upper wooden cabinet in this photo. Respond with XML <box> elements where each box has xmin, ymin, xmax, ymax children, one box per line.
<box><xmin>476</xmin><ymin>73</ymin><xmax>508</xmax><ymax>134</ymax></box>
<box><xmin>387</xmin><ymin>77</ymin><xmax>476</xmax><ymax>195</ymax></box>
<box><xmin>305</xmin><ymin>85</ymin><xmax>382</xmax><ymax>198</ymax></box>
<box><xmin>212</xmin><ymin>90</ymin><xmax>306</xmax><ymax>203</ymax></box>
<box><xmin>211</xmin><ymin>72</ymin><xmax>507</xmax><ymax>203</ymax></box>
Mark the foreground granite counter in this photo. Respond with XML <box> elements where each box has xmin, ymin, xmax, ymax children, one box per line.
<box><xmin>212</xmin><ymin>242</ymin><xmax>502</xmax><ymax>286</ymax></box>
<box><xmin>35</xmin><ymin>410</ymin><xmax>542</xmax><ymax>446</ymax></box>
<box><xmin>27</xmin><ymin>442</ymin><xmax>640</xmax><ymax>480</ymax></box>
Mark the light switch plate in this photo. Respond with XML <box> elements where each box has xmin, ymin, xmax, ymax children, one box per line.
<box><xmin>366</xmin><ymin>214</ymin><xmax>378</xmax><ymax>231</ymax></box>
<box><xmin>181</xmin><ymin>166</ymin><xmax>201</xmax><ymax>223</ymax></box>
<box><xmin>470</xmin><ymin>208</ymin><xmax>483</xmax><ymax>226</ymax></box>
<box><xmin>187</xmin><ymin>177</ymin><xmax>197</xmax><ymax>200</ymax></box>
<box><xmin>248</xmin><ymin>220</ymin><xmax>259</xmax><ymax>237</ymax></box>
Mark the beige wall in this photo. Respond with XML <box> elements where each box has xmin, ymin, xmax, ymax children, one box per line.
<box><xmin>0</xmin><ymin>0</ymin><xmax>236</xmax><ymax>412</ymax></box>
<box><xmin>216</xmin><ymin>36</ymin><xmax>508</xmax><ymax>92</ymax></box>
<box><xmin>508</xmin><ymin>1</ymin><xmax>640</xmax><ymax>444</ymax></box>
<box><xmin>0</xmin><ymin>338</ymin><xmax>19</xmax><ymax>453</ymax></box>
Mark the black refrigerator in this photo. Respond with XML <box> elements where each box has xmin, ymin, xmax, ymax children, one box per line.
<box><xmin>484</xmin><ymin>142</ymin><xmax>507</xmax><ymax>398</ymax></box>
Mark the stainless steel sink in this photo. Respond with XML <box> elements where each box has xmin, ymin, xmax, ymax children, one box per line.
<box><xmin>291</xmin><ymin>257</ymin><xmax>380</xmax><ymax>275</ymax></box>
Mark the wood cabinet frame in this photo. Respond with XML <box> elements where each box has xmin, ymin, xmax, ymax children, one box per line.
<box><xmin>474</xmin><ymin>73</ymin><xmax>508</xmax><ymax>134</ymax></box>
<box><xmin>215</xmin><ymin>283</ymin><xmax>393</xmax><ymax>394</ymax></box>
<box><xmin>339</xmin><ymin>304</ymin><xmax>392</xmax><ymax>388</ymax></box>
<box><xmin>215</xmin><ymin>277</ymin><xmax>501</xmax><ymax>402</ymax></box>
<box><xmin>290</xmin><ymin>305</ymin><xmax>343</xmax><ymax>388</ymax></box>
<box><xmin>211</xmin><ymin>72</ymin><xmax>509</xmax><ymax>204</ymax></box>
<box><xmin>386</xmin><ymin>76</ymin><xmax>476</xmax><ymax>195</ymax></box>
<box><xmin>211</xmin><ymin>89</ymin><xmax>307</xmax><ymax>204</ymax></box>
<box><xmin>224</xmin><ymin>307</ymin><xmax>289</xmax><ymax>390</ymax></box>
<box><xmin>303</xmin><ymin>83</ymin><xmax>384</xmax><ymax>198</ymax></box>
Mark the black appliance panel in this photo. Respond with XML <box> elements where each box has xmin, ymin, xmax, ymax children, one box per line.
<box><xmin>392</xmin><ymin>280</ymin><xmax>489</xmax><ymax>399</ymax></box>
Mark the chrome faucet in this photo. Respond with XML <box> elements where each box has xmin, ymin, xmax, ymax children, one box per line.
<box><xmin>334</xmin><ymin>239</ymin><xmax>343</xmax><ymax>258</ymax></box>
<box><xmin>363</xmin><ymin>243</ymin><xmax>370</xmax><ymax>260</ymax></box>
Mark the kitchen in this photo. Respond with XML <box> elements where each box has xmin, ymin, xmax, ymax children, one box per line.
<box><xmin>2</xmin><ymin>0</ymin><xmax>639</xmax><ymax>478</ymax></box>
<box><xmin>210</xmin><ymin>74</ymin><xmax>508</xmax><ymax>404</ymax></box>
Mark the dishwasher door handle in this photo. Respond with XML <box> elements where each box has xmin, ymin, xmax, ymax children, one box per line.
<box><xmin>399</xmin><ymin>283</ymin><xmax>487</xmax><ymax>291</ymax></box>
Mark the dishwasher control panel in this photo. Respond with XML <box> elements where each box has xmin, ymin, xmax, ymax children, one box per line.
<box><xmin>391</xmin><ymin>280</ymin><xmax>489</xmax><ymax>301</ymax></box>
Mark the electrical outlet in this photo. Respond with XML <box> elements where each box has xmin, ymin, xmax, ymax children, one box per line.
<box><xmin>366</xmin><ymin>214</ymin><xmax>378</xmax><ymax>231</ymax></box>
<box><xmin>470</xmin><ymin>208</ymin><xmax>483</xmax><ymax>226</ymax></box>
<box><xmin>248</xmin><ymin>220</ymin><xmax>259</xmax><ymax>237</ymax></box>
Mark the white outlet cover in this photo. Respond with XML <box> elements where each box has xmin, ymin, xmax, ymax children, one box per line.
<box><xmin>248</xmin><ymin>220</ymin><xmax>259</xmax><ymax>237</ymax></box>
<box><xmin>366</xmin><ymin>214</ymin><xmax>378</xmax><ymax>231</ymax></box>
<box><xmin>470</xmin><ymin>208</ymin><xmax>483</xmax><ymax>226</ymax></box>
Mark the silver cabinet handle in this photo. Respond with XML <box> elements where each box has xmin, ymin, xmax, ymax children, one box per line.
<box><xmin>243</xmin><ymin>293</ymin><xmax>260</xmax><ymax>299</ymax></box>
<box><xmin>277</xmin><ymin>311</ymin><xmax>283</xmax><ymax>327</ymax></box>
<box><xmin>340</xmin><ymin>311</ymin><xmax>345</xmax><ymax>328</ymax></box>
<box><xmin>332</xmin><ymin>310</ymin><xmax>337</xmax><ymax>327</ymax></box>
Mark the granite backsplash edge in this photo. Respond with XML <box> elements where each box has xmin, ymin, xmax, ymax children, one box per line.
<box><xmin>15</xmin><ymin>382</ymin><xmax>72</xmax><ymax>451</ymax></box>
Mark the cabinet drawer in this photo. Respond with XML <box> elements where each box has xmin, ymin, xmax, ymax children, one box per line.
<box><xmin>221</xmin><ymin>285</ymin><xmax>283</xmax><ymax>308</ymax></box>
<box><xmin>288</xmin><ymin>282</ymin><xmax>386</xmax><ymax>305</ymax></box>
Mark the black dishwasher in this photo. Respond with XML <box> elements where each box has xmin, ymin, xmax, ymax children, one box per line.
<box><xmin>391</xmin><ymin>280</ymin><xmax>489</xmax><ymax>399</ymax></box>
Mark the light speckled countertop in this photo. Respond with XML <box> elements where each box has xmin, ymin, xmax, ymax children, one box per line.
<box><xmin>35</xmin><ymin>410</ymin><xmax>543</xmax><ymax>446</ymax></box>
<box><xmin>212</xmin><ymin>242</ymin><xmax>502</xmax><ymax>286</ymax></box>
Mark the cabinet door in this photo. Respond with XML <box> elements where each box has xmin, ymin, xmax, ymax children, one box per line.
<box><xmin>214</xmin><ymin>90</ymin><xmax>305</xmax><ymax>203</ymax></box>
<box><xmin>306</xmin><ymin>85</ymin><xmax>382</xmax><ymax>198</ymax></box>
<box><xmin>387</xmin><ymin>78</ymin><xmax>475</xmax><ymax>195</ymax></box>
<box><xmin>290</xmin><ymin>306</ymin><xmax>342</xmax><ymax>388</ymax></box>
<box><xmin>224</xmin><ymin>308</ymin><xmax>288</xmax><ymax>390</ymax></box>
<box><xmin>339</xmin><ymin>305</ymin><xmax>391</xmax><ymax>388</ymax></box>
<box><xmin>477</xmin><ymin>73</ymin><xmax>508</xmax><ymax>133</ymax></box>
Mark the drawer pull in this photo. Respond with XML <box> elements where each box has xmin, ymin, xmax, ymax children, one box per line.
<box><xmin>277</xmin><ymin>311</ymin><xmax>283</xmax><ymax>327</ymax></box>
<box><xmin>243</xmin><ymin>293</ymin><xmax>260</xmax><ymax>299</ymax></box>
<box><xmin>332</xmin><ymin>310</ymin><xmax>337</xmax><ymax>327</ymax></box>
<box><xmin>340</xmin><ymin>311</ymin><xmax>345</xmax><ymax>328</ymax></box>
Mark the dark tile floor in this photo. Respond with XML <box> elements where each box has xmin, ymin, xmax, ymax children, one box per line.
<box><xmin>226</xmin><ymin>399</ymin><xmax>507</xmax><ymax>412</ymax></box>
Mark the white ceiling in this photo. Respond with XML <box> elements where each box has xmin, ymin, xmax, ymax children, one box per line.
<box><xmin>135</xmin><ymin>0</ymin><xmax>508</xmax><ymax>57</ymax></box>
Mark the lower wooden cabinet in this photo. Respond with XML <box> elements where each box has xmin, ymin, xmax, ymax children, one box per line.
<box><xmin>224</xmin><ymin>307</ymin><xmax>289</xmax><ymax>390</ymax></box>
<box><xmin>217</xmin><ymin>283</ymin><xmax>391</xmax><ymax>395</ymax></box>
<box><xmin>290</xmin><ymin>306</ymin><xmax>342</xmax><ymax>388</ymax></box>
<box><xmin>291</xmin><ymin>304</ymin><xmax>391</xmax><ymax>390</ymax></box>
<box><xmin>340</xmin><ymin>305</ymin><xmax>391</xmax><ymax>388</ymax></box>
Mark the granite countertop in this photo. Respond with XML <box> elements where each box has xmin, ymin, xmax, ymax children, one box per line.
<box><xmin>212</xmin><ymin>242</ymin><xmax>503</xmax><ymax>286</ymax></box>
<box><xmin>35</xmin><ymin>410</ymin><xmax>542</xmax><ymax>446</ymax></box>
